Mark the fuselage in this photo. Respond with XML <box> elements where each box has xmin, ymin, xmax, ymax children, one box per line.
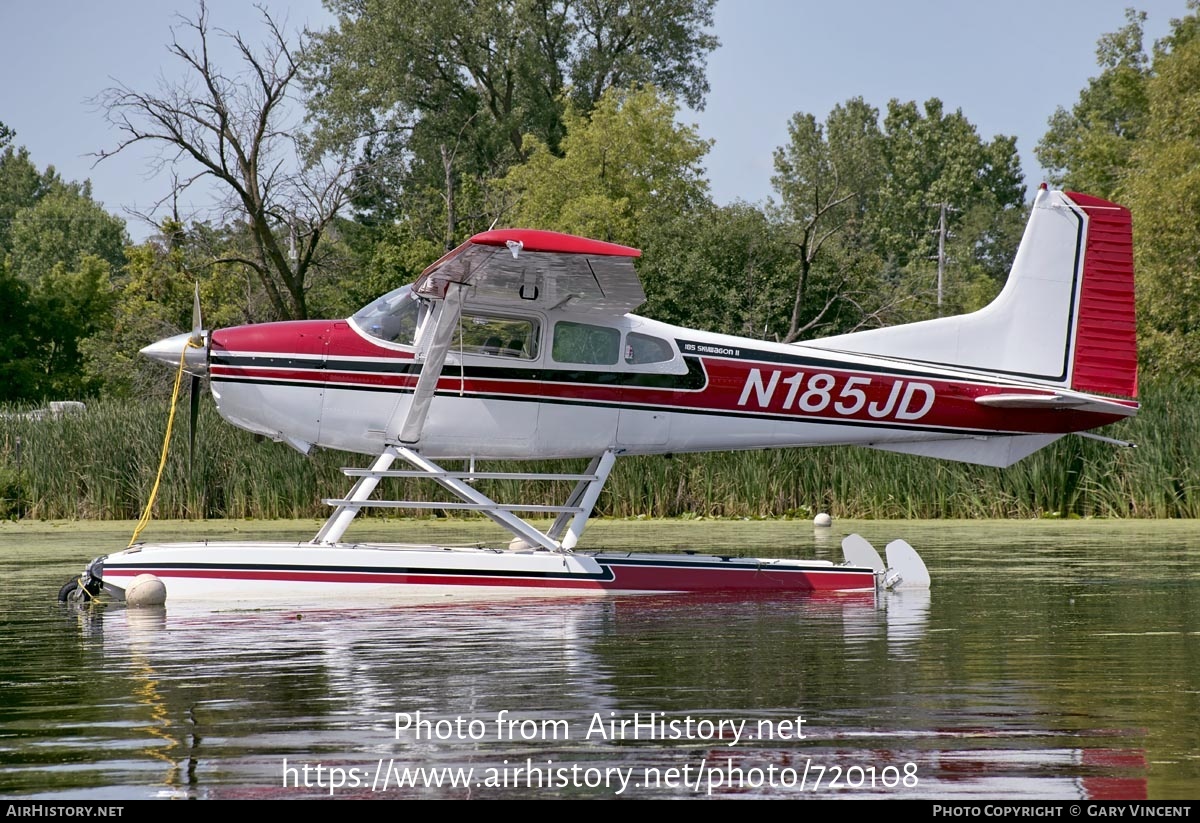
<box><xmin>206</xmin><ymin>293</ymin><xmax>1134</xmax><ymax>462</ymax></box>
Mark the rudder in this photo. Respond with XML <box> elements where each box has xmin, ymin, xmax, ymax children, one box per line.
<box><xmin>1065</xmin><ymin>191</ymin><xmax>1137</xmax><ymax>398</ymax></box>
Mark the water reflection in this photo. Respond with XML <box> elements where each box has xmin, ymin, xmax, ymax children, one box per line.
<box><xmin>4</xmin><ymin>520</ymin><xmax>1191</xmax><ymax>799</ymax></box>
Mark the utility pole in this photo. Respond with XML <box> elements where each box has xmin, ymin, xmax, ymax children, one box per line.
<box><xmin>936</xmin><ymin>202</ymin><xmax>947</xmax><ymax>312</ymax></box>
<box><xmin>929</xmin><ymin>202</ymin><xmax>956</xmax><ymax>315</ymax></box>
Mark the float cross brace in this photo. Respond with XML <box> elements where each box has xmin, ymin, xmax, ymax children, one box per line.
<box><xmin>311</xmin><ymin>446</ymin><xmax>617</xmax><ymax>552</ymax></box>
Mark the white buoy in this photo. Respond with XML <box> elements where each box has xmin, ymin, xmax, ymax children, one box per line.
<box><xmin>813</xmin><ymin>512</ymin><xmax>832</xmax><ymax>527</ymax></box>
<box><xmin>125</xmin><ymin>574</ymin><xmax>167</xmax><ymax>607</ymax></box>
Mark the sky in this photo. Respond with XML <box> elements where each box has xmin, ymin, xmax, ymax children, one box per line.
<box><xmin>0</xmin><ymin>1</ymin><xmax>1192</xmax><ymax>242</ymax></box>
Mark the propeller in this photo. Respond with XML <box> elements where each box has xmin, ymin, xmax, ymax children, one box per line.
<box><xmin>188</xmin><ymin>283</ymin><xmax>203</xmax><ymax>470</ymax></box>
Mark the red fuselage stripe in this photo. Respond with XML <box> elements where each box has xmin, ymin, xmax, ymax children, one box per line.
<box><xmin>210</xmin><ymin>355</ymin><xmax>1132</xmax><ymax>435</ymax></box>
<box><xmin>104</xmin><ymin>564</ymin><xmax>876</xmax><ymax>592</ymax></box>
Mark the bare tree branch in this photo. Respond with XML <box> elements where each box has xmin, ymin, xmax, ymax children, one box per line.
<box><xmin>91</xmin><ymin>0</ymin><xmax>359</xmax><ymax>320</ymax></box>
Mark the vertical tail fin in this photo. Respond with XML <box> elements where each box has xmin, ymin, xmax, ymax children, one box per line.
<box><xmin>804</xmin><ymin>187</ymin><xmax>1138</xmax><ymax>399</ymax></box>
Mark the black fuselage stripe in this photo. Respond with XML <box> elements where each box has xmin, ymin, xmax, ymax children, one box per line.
<box><xmin>213</xmin><ymin>355</ymin><xmax>708</xmax><ymax>389</ymax></box>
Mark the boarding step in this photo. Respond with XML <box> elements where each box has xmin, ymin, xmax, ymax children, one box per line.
<box><xmin>322</xmin><ymin>499</ymin><xmax>584</xmax><ymax>514</ymax></box>
<box><xmin>340</xmin><ymin>468</ymin><xmax>598</xmax><ymax>482</ymax></box>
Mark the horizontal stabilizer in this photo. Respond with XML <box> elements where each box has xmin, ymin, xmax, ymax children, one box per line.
<box><xmin>975</xmin><ymin>393</ymin><xmax>1139</xmax><ymax>416</ymax></box>
<box><xmin>868</xmin><ymin>434</ymin><xmax>1063</xmax><ymax>467</ymax></box>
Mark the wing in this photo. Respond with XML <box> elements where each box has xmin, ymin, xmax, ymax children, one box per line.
<box><xmin>411</xmin><ymin>229</ymin><xmax>645</xmax><ymax>315</ymax></box>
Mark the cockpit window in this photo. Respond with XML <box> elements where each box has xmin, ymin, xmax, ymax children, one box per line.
<box><xmin>452</xmin><ymin>314</ymin><xmax>539</xmax><ymax>359</ymax></box>
<box><xmin>352</xmin><ymin>285</ymin><xmax>428</xmax><ymax>345</ymax></box>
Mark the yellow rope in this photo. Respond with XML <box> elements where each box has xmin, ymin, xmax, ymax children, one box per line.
<box><xmin>74</xmin><ymin>576</ymin><xmax>98</xmax><ymax>601</ymax></box>
<box><xmin>128</xmin><ymin>340</ymin><xmax>197</xmax><ymax>548</ymax></box>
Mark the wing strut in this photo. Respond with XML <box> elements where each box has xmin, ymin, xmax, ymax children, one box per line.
<box><xmin>548</xmin><ymin>451</ymin><xmax>617</xmax><ymax>550</ymax></box>
<box><xmin>397</xmin><ymin>282</ymin><xmax>465</xmax><ymax>445</ymax></box>
<box><xmin>311</xmin><ymin>448</ymin><xmax>398</xmax><ymax>545</ymax></box>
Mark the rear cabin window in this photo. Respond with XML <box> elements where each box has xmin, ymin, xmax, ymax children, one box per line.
<box><xmin>552</xmin><ymin>321</ymin><xmax>620</xmax><ymax>365</ymax></box>
<box><xmin>624</xmin><ymin>332</ymin><xmax>675</xmax><ymax>365</ymax></box>
<box><xmin>453</xmin><ymin>314</ymin><xmax>538</xmax><ymax>358</ymax></box>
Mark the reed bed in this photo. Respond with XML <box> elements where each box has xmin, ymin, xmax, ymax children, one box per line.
<box><xmin>1</xmin><ymin>381</ymin><xmax>1197</xmax><ymax>521</ymax></box>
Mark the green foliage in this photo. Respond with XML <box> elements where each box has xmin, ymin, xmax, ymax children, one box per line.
<box><xmin>638</xmin><ymin>202</ymin><xmax>796</xmax><ymax>338</ymax></box>
<box><xmin>769</xmin><ymin>96</ymin><xmax>1026</xmax><ymax>339</ymax></box>
<box><xmin>875</xmin><ymin>99</ymin><xmax>1025</xmax><ymax>270</ymax></box>
<box><xmin>1042</xmin><ymin>3</ymin><xmax>1200</xmax><ymax>380</ymax></box>
<box><xmin>0</xmin><ymin>144</ymin><xmax>126</xmax><ymax>402</ymax></box>
<box><xmin>496</xmin><ymin>85</ymin><xmax>711</xmax><ymax>246</ymax></box>
<box><xmin>307</xmin><ymin>220</ymin><xmax>442</xmax><ymax>318</ymax></box>
<box><xmin>29</xmin><ymin>255</ymin><xmax>117</xmax><ymax>399</ymax></box>
<box><xmin>306</xmin><ymin>0</ymin><xmax>719</xmax><ymax>246</ymax></box>
<box><xmin>0</xmin><ymin>261</ymin><xmax>39</xmax><ymax>402</ymax></box>
<box><xmin>1123</xmin><ymin>5</ymin><xmax>1200</xmax><ymax>379</ymax></box>
<box><xmin>78</xmin><ymin>239</ymin><xmax>193</xmax><ymax>398</ymax></box>
<box><xmin>8</xmin><ymin>184</ymin><xmax>127</xmax><ymax>284</ymax></box>
<box><xmin>1034</xmin><ymin>8</ymin><xmax>1151</xmax><ymax>198</ymax></box>
<box><xmin>0</xmin><ymin>146</ymin><xmax>59</xmax><ymax>256</ymax></box>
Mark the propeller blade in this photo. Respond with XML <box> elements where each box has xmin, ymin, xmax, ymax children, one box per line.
<box><xmin>189</xmin><ymin>373</ymin><xmax>201</xmax><ymax>470</ymax></box>
<box><xmin>189</xmin><ymin>282</ymin><xmax>203</xmax><ymax>347</ymax></box>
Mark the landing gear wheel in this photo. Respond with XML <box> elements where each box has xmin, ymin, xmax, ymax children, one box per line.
<box><xmin>57</xmin><ymin>578</ymin><xmax>80</xmax><ymax>602</ymax></box>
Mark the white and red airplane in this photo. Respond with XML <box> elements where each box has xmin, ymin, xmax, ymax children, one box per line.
<box><xmin>67</xmin><ymin>186</ymin><xmax>1137</xmax><ymax>604</ymax></box>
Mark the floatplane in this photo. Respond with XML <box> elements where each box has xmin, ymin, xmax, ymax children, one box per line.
<box><xmin>61</xmin><ymin>186</ymin><xmax>1137</xmax><ymax>605</ymax></box>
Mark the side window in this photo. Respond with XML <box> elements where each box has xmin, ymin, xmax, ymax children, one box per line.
<box><xmin>624</xmin><ymin>332</ymin><xmax>675</xmax><ymax>365</ymax></box>
<box><xmin>552</xmin><ymin>321</ymin><xmax>620</xmax><ymax>365</ymax></box>
<box><xmin>453</xmin><ymin>315</ymin><xmax>538</xmax><ymax>358</ymax></box>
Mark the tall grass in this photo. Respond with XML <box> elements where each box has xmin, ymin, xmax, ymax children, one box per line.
<box><xmin>2</xmin><ymin>380</ymin><xmax>1197</xmax><ymax>521</ymax></box>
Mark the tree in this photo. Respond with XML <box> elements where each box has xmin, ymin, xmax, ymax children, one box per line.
<box><xmin>0</xmin><ymin>140</ymin><xmax>127</xmax><ymax>401</ymax></box>
<box><xmin>79</xmin><ymin>229</ymin><xmax>198</xmax><ymax>398</ymax></box>
<box><xmin>770</xmin><ymin>99</ymin><xmax>890</xmax><ymax>342</ymax></box>
<box><xmin>770</xmin><ymin>97</ymin><xmax>1026</xmax><ymax>340</ymax></box>
<box><xmin>637</xmin><ymin>202</ymin><xmax>797</xmax><ymax>339</ymax></box>
<box><xmin>495</xmin><ymin>85</ymin><xmax>711</xmax><ymax>246</ymax></box>
<box><xmin>1041</xmin><ymin>3</ymin><xmax>1200</xmax><ymax>379</ymax></box>
<box><xmin>0</xmin><ymin>260</ymin><xmax>39</xmax><ymax>402</ymax></box>
<box><xmin>95</xmin><ymin>1</ymin><xmax>357</xmax><ymax>320</ymax></box>
<box><xmin>0</xmin><ymin>145</ymin><xmax>60</xmax><ymax>257</ymax></box>
<box><xmin>1122</xmin><ymin>5</ymin><xmax>1200</xmax><ymax>378</ymax></box>
<box><xmin>305</xmin><ymin>0</ymin><xmax>719</xmax><ymax>246</ymax></box>
<box><xmin>28</xmin><ymin>255</ymin><xmax>116</xmax><ymax>398</ymax></box>
<box><xmin>875</xmin><ymin>99</ymin><xmax>1025</xmax><ymax>271</ymax></box>
<box><xmin>1034</xmin><ymin>8</ymin><xmax>1151</xmax><ymax>199</ymax></box>
<box><xmin>8</xmin><ymin>183</ymin><xmax>126</xmax><ymax>284</ymax></box>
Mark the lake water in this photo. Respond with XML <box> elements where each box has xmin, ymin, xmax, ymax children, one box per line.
<box><xmin>1</xmin><ymin>518</ymin><xmax>1198</xmax><ymax>800</ymax></box>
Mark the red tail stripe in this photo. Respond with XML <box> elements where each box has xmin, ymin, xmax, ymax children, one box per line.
<box><xmin>1067</xmin><ymin>192</ymin><xmax>1138</xmax><ymax>398</ymax></box>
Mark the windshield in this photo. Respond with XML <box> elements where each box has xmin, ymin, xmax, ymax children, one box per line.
<box><xmin>351</xmin><ymin>284</ymin><xmax>428</xmax><ymax>345</ymax></box>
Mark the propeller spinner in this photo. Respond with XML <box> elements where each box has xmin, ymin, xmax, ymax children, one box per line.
<box><xmin>139</xmin><ymin>284</ymin><xmax>209</xmax><ymax>375</ymax></box>
<box><xmin>138</xmin><ymin>283</ymin><xmax>210</xmax><ymax>467</ymax></box>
